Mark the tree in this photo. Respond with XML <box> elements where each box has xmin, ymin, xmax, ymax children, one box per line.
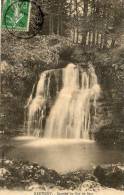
<box><xmin>41</xmin><ymin>0</ymin><xmax>70</xmax><ymax>36</ymax></box>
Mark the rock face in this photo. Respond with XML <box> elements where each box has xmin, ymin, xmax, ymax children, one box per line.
<box><xmin>94</xmin><ymin>61</ymin><xmax>124</xmax><ymax>146</ymax></box>
<box><xmin>0</xmin><ymin>94</ymin><xmax>23</xmax><ymax>135</ymax></box>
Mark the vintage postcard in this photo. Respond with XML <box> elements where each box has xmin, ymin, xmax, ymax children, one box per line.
<box><xmin>0</xmin><ymin>0</ymin><xmax>124</xmax><ymax>195</ymax></box>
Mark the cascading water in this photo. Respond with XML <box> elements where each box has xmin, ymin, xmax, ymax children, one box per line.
<box><xmin>26</xmin><ymin>63</ymin><xmax>100</xmax><ymax>139</ymax></box>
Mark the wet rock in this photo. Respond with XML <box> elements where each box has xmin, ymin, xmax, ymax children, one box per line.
<box><xmin>27</xmin><ymin>182</ymin><xmax>46</xmax><ymax>191</ymax></box>
<box><xmin>94</xmin><ymin>165</ymin><xmax>124</xmax><ymax>188</ymax></box>
<box><xmin>1</xmin><ymin>160</ymin><xmax>64</xmax><ymax>189</ymax></box>
<box><xmin>2</xmin><ymin>159</ymin><xmax>124</xmax><ymax>191</ymax></box>
<box><xmin>4</xmin><ymin>160</ymin><xmax>13</xmax><ymax>165</ymax></box>
<box><xmin>32</xmin><ymin>167</ymin><xmax>62</xmax><ymax>185</ymax></box>
<box><xmin>84</xmin><ymin>173</ymin><xmax>98</xmax><ymax>182</ymax></box>
<box><xmin>94</xmin><ymin>166</ymin><xmax>106</xmax><ymax>184</ymax></box>
<box><xmin>0</xmin><ymin>168</ymin><xmax>10</xmax><ymax>177</ymax></box>
<box><xmin>62</xmin><ymin>170</ymin><xmax>86</xmax><ymax>189</ymax></box>
<box><xmin>78</xmin><ymin>180</ymin><xmax>102</xmax><ymax>192</ymax></box>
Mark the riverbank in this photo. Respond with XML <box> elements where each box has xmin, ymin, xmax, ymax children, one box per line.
<box><xmin>0</xmin><ymin>160</ymin><xmax>124</xmax><ymax>192</ymax></box>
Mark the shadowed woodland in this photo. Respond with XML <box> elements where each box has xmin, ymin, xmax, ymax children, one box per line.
<box><xmin>41</xmin><ymin>0</ymin><xmax>124</xmax><ymax>49</ymax></box>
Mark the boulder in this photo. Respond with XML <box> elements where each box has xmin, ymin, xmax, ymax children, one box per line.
<box><xmin>78</xmin><ymin>180</ymin><xmax>102</xmax><ymax>192</ymax></box>
<box><xmin>94</xmin><ymin>165</ymin><xmax>124</xmax><ymax>188</ymax></box>
<box><xmin>0</xmin><ymin>168</ymin><xmax>10</xmax><ymax>177</ymax></box>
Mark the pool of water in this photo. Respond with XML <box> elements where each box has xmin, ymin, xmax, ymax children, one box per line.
<box><xmin>2</xmin><ymin>136</ymin><xmax>124</xmax><ymax>174</ymax></box>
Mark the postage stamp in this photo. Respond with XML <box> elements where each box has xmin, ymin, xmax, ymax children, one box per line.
<box><xmin>2</xmin><ymin>0</ymin><xmax>31</xmax><ymax>31</ymax></box>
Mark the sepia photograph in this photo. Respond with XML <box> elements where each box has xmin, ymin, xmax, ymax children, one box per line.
<box><xmin>0</xmin><ymin>0</ymin><xmax>124</xmax><ymax>194</ymax></box>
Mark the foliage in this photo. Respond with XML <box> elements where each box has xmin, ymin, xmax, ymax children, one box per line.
<box><xmin>1</xmin><ymin>34</ymin><xmax>73</xmax><ymax>96</ymax></box>
<box><xmin>2</xmin><ymin>33</ymin><xmax>73</xmax><ymax>67</ymax></box>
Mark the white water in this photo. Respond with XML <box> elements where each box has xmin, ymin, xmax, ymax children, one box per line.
<box><xmin>27</xmin><ymin>63</ymin><xmax>100</xmax><ymax>139</ymax></box>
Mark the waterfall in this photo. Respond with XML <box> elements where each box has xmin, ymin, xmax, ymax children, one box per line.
<box><xmin>26</xmin><ymin>63</ymin><xmax>100</xmax><ymax>139</ymax></box>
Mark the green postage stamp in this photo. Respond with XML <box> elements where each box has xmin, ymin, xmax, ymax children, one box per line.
<box><xmin>2</xmin><ymin>0</ymin><xmax>31</xmax><ymax>31</ymax></box>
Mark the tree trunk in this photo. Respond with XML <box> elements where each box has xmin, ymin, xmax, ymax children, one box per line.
<box><xmin>86</xmin><ymin>31</ymin><xmax>89</xmax><ymax>46</ymax></box>
<box><xmin>51</xmin><ymin>14</ymin><xmax>54</xmax><ymax>34</ymax></box>
<box><xmin>57</xmin><ymin>15</ymin><xmax>60</xmax><ymax>35</ymax></box>
<box><xmin>73</xmin><ymin>28</ymin><xmax>76</xmax><ymax>43</ymax></box>
<box><xmin>75</xmin><ymin>0</ymin><xmax>78</xmax><ymax>43</ymax></box>
<box><xmin>73</xmin><ymin>17</ymin><xmax>75</xmax><ymax>43</ymax></box>
<box><xmin>92</xmin><ymin>30</ymin><xmax>96</xmax><ymax>48</ymax></box>
<box><xmin>96</xmin><ymin>31</ymin><xmax>99</xmax><ymax>47</ymax></box>
<box><xmin>49</xmin><ymin>15</ymin><xmax>51</xmax><ymax>34</ymax></box>
<box><xmin>76</xmin><ymin>28</ymin><xmax>79</xmax><ymax>43</ymax></box>
<box><xmin>88</xmin><ymin>30</ymin><xmax>91</xmax><ymax>48</ymax></box>
<box><xmin>49</xmin><ymin>14</ymin><xmax>54</xmax><ymax>34</ymax></box>
<box><xmin>103</xmin><ymin>32</ymin><xmax>107</xmax><ymax>49</ymax></box>
<box><xmin>102</xmin><ymin>4</ymin><xmax>108</xmax><ymax>49</ymax></box>
<box><xmin>60</xmin><ymin>14</ymin><xmax>62</xmax><ymax>35</ymax></box>
<box><xmin>82</xmin><ymin>0</ymin><xmax>88</xmax><ymax>48</ymax></box>
<box><xmin>92</xmin><ymin>0</ymin><xmax>96</xmax><ymax>48</ymax></box>
<box><xmin>100</xmin><ymin>33</ymin><xmax>104</xmax><ymax>49</ymax></box>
